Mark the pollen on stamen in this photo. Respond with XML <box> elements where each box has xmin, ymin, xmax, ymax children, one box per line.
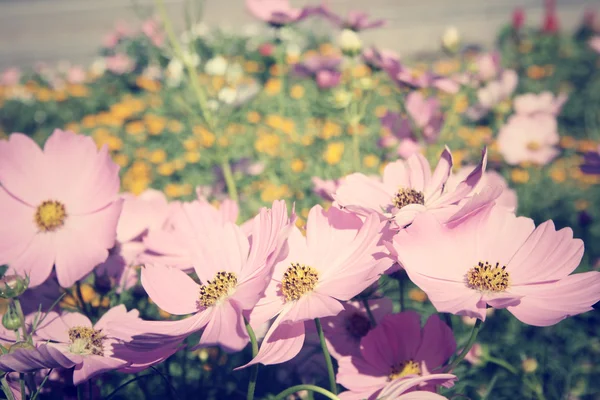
<box><xmin>35</xmin><ymin>200</ymin><xmax>67</xmax><ymax>232</ymax></box>
<box><xmin>392</xmin><ymin>188</ymin><xmax>425</xmax><ymax>210</ymax></box>
<box><xmin>67</xmin><ymin>326</ymin><xmax>105</xmax><ymax>356</ymax></box>
<box><xmin>466</xmin><ymin>261</ymin><xmax>510</xmax><ymax>292</ymax></box>
<box><xmin>388</xmin><ymin>359</ymin><xmax>421</xmax><ymax>381</ymax></box>
<box><xmin>281</xmin><ymin>262</ymin><xmax>319</xmax><ymax>302</ymax></box>
<box><xmin>198</xmin><ymin>271</ymin><xmax>238</xmax><ymax>308</ymax></box>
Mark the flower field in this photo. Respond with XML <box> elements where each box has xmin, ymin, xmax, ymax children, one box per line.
<box><xmin>0</xmin><ymin>0</ymin><xmax>600</xmax><ymax>399</ymax></box>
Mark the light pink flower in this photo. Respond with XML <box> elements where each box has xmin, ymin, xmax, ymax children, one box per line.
<box><xmin>446</xmin><ymin>166</ymin><xmax>518</xmax><ymax>211</ymax></box>
<box><xmin>405</xmin><ymin>92</ymin><xmax>443</xmax><ymax>142</ymax></box>
<box><xmin>334</xmin><ymin>148</ymin><xmax>487</xmax><ymax>228</ymax></box>
<box><xmin>1</xmin><ymin>67</ymin><xmax>21</xmax><ymax>86</ymax></box>
<box><xmin>141</xmin><ymin>18</ymin><xmax>165</xmax><ymax>47</ymax></box>
<box><xmin>390</xmin><ymin>204</ymin><xmax>600</xmax><ymax>325</ymax></box>
<box><xmin>475</xmin><ymin>51</ymin><xmax>501</xmax><ymax>82</ymax></box>
<box><xmin>336</xmin><ymin>312</ymin><xmax>456</xmax><ymax>400</ymax></box>
<box><xmin>378</xmin><ymin>375</ymin><xmax>455</xmax><ymax>400</ymax></box>
<box><xmin>240</xmin><ymin>206</ymin><xmax>390</xmax><ymax>367</ymax></box>
<box><xmin>95</xmin><ymin>189</ymin><xmax>170</xmax><ymax>293</ymax></box>
<box><xmin>463</xmin><ymin>343</ymin><xmax>484</xmax><ymax>365</ymax></box>
<box><xmin>312</xmin><ymin>177</ymin><xmax>345</xmax><ymax>202</ymax></box>
<box><xmin>0</xmin><ymin>130</ymin><xmax>122</xmax><ymax>288</ymax></box>
<box><xmin>66</xmin><ymin>66</ymin><xmax>86</xmax><ymax>84</ymax></box>
<box><xmin>321</xmin><ymin>298</ymin><xmax>393</xmax><ymax>360</ymax></box>
<box><xmin>497</xmin><ymin>114</ymin><xmax>559</xmax><ymax>166</ymax></box>
<box><xmin>589</xmin><ymin>36</ymin><xmax>600</xmax><ymax>53</ymax></box>
<box><xmin>105</xmin><ymin>53</ymin><xmax>135</xmax><ymax>75</ymax></box>
<box><xmin>513</xmin><ymin>91</ymin><xmax>568</xmax><ymax>117</ymax></box>
<box><xmin>476</xmin><ymin>70</ymin><xmax>518</xmax><ymax>110</ymax></box>
<box><xmin>139</xmin><ymin>200</ymin><xmax>295</xmax><ymax>352</ymax></box>
<box><xmin>246</xmin><ymin>0</ymin><xmax>319</xmax><ymax>26</ymax></box>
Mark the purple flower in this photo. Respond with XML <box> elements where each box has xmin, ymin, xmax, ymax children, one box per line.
<box><xmin>382</xmin><ymin>56</ymin><xmax>460</xmax><ymax>94</ymax></box>
<box><xmin>319</xmin><ymin>7</ymin><xmax>386</xmax><ymax>31</ymax></box>
<box><xmin>581</xmin><ymin>146</ymin><xmax>600</xmax><ymax>175</ymax></box>
<box><xmin>362</xmin><ymin>47</ymin><xmax>400</xmax><ymax>71</ymax></box>
<box><xmin>294</xmin><ymin>55</ymin><xmax>342</xmax><ymax>89</ymax></box>
<box><xmin>246</xmin><ymin>0</ymin><xmax>320</xmax><ymax>27</ymax></box>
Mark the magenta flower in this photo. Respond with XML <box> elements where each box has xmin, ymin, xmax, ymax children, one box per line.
<box><xmin>140</xmin><ymin>200</ymin><xmax>295</xmax><ymax>352</ymax></box>
<box><xmin>383</xmin><ymin>59</ymin><xmax>460</xmax><ymax>94</ymax></box>
<box><xmin>321</xmin><ymin>298</ymin><xmax>393</xmax><ymax>360</ymax></box>
<box><xmin>0</xmin><ymin>130</ymin><xmax>122</xmax><ymax>288</ymax></box>
<box><xmin>513</xmin><ymin>91</ymin><xmax>568</xmax><ymax>117</ymax></box>
<box><xmin>334</xmin><ymin>148</ymin><xmax>487</xmax><ymax>228</ymax></box>
<box><xmin>95</xmin><ymin>189</ymin><xmax>170</xmax><ymax>293</ymax></box>
<box><xmin>246</xmin><ymin>0</ymin><xmax>319</xmax><ymax>26</ymax></box>
<box><xmin>336</xmin><ymin>312</ymin><xmax>456</xmax><ymax>400</ymax></box>
<box><xmin>294</xmin><ymin>56</ymin><xmax>342</xmax><ymax>89</ymax></box>
<box><xmin>240</xmin><ymin>206</ymin><xmax>390</xmax><ymax>367</ymax></box>
<box><xmin>497</xmin><ymin>114</ymin><xmax>559</xmax><ymax>166</ymax></box>
<box><xmin>362</xmin><ymin>47</ymin><xmax>400</xmax><ymax>71</ymax></box>
<box><xmin>319</xmin><ymin>7</ymin><xmax>386</xmax><ymax>31</ymax></box>
<box><xmin>405</xmin><ymin>92</ymin><xmax>444</xmax><ymax>142</ymax></box>
<box><xmin>446</xmin><ymin>166</ymin><xmax>518</xmax><ymax>212</ymax></box>
<box><xmin>391</xmin><ymin>204</ymin><xmax>600</xmax><ymax>325</ymax></box>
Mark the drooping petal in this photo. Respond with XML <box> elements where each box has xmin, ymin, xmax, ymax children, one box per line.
<box><xmin>141</xmin><ymin>265</ymin><xmax>200</xmax><ymax>315</ymax></box>
<box><xmin>199</xmin><ymin>300</ymin><xmax>248</xmax><ymax>353</ymax></box>
<box><xmin>425</xmin><ymin>147</ymin><xmax>453</xmax><ymax>199</ymax></box>
<box><xmin>72</xmin><ymin>355</ymin><xmax>128</xmax><ymax>385</ymax></box>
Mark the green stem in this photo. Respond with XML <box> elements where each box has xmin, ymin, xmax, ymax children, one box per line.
<box><xmin>271</xmin><ymin>384</ymin><xmax>341</xmax><ymax>400</ymax></box>
<box><xmin>315</xmin><ymin>318</ymin><xmax>337</xmax><ymax>394</ymax></box>
<box><xmin>18</xmin><ymin>374</ymin><xmax>25</xmax><ymax>400</ymax></box>
<box><xmin>351</xmin><ymin>125</ymin><xmax>361</xmax><ymax>172</ymax></box>
<box><xmin>245</xmin><ymin>321</ymin><xmax>259</xmax><ymax>400</ymax></box>
<box><xmin>1</xmin><ymin>376</ymin><xmax>15</xmax><ymax>400</ymax></box>
<box><xmin>447</xmin><ymin>319</ymin><xmax>483</xmax><ymax>371</ymax></box>
<box><xmin>484</xmin><ymin>356</ymin><xmax>519</xmax><ymax>375</ymax></box>
<box><xmin>77</xmin><ymin>384</ymin><xmax>84</xmax><ymax>400</ymax></box>
<box><xmin>220</xmin><ymin>159</ymin><xmax>239</xmax><ymax>203</ymax></box>
<box><xmin>12</xmin><ymin>299</ymin><xmax>28</xmax><ymax>342</ymax></box>
<box><xmin>361</xmin><ymin>298</ymin><xmax>377</xmax><ymax>327</ymax></box>
<box><xmin>31</xmin><ymin>369</ymin><xmax>53</xmax><ymax>400</ymax></box>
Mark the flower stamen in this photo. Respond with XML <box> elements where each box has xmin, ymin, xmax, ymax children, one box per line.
<box><xmin>35</xmin><ymin>200</ymin><xmax>67</xmax><ymax>232</ymax></box>
<box><xmin>68</xmin><ymin>326</ymin><xmax>105</xmax><ymax>356</ymax></box>
<box><xmin>466</xmin><ymin>261</ymin><xmax>510</xmax><ymax>292</ymax></box>
<box><xmin>198</xmin><ymin>271</ymin><xmax>238</xmax><ymax>308</ymax></box>
<box><xmin>392</xmin><ymin>188</ymin><xmax>425</xmax><ymax>210</ymax></box>
<box><xmin>281</xmin><ymin>263</ymin><xmax>319</xmax><ymax>302</ymax></box>
<box><xmin>388</xmin><ymin>360</ymin><xmax>421</xmax><ymax>381</ymax></box>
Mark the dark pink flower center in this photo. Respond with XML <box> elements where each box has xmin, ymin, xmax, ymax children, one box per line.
<box><xmin>345</xmin><ymin>312</ymin><xmax>371</xmax><ymax>340</ymax></box>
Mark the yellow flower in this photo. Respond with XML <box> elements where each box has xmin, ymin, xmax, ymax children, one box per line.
<box><xmin>168</xmin><ymin>120</ymin><xmax>184</xmax><ymax>133</ymax></box>
<box><xmin>363</xmin><ymin>154</ymin><xmax>379</xmax><ymax>168</ymax></box>
<box><xmin>352</xmin><ymin>64</ymin><xmax>371</xmax><ymax>78</ymax></box>
<box><xmin>291</xmin><ymin>159</ymin><xmax>305</xmax><ymax>172</ymax></box>
<box><xmin>185</xmin><ymin>151</ymin><xmax>201</xmax><ymax>163</ymax></box>
<box><xmin>126</xmin><ymin>121</ymin><xmax>146</xmax><ymax>136</ymax></box>
<box><xmin>266</xmin><ymin>114</ymin><xmax>284</xmax><ymax>130</ymax></box>
<box><xmin>290</xmin><ymin>85</ymin><xmax>305</xmax><ymax>99</ymax></box>
<box><xmin>265</xmin><ymin>79</ymin><xmax>282</xmax><ymax>95</ymax></box>
<box><xmin>408</xmin><ymin>288</ymin><xmax>428</xmax><ymax>303</ymax></box>
<box><xmin>324</xmin><ymin>142</ymin><xmax>344</xmax><ymax>165</ymax></box>
<box><xmin>157</xmin><ymin>162</ymin><xmax>175</xmax><ymax>176</ymax></box>
<box><xmin>247</xmin><ymin>111</ymin><xmax>261</xmax><ymax>124</ymax></box>
<box><xmin>320</xmin><ymin>120</ymin><xmax>341</xmax><ymax>139</ymax></box>
<box><xmin>136</xmin><ymin>76</ymin><xmax>161</xmax><ymax>92</ymax></box>
<box><xmin>577</xmin><ymin>139</ymin><xmax>598</xmax><ymax>153</ymax></box>
<box><xmin>511</xmin><ymin>169</ymin><xmax>530</xmax><ymax>184</ymax></box>
<box><xmin>149</xmin><ymin>149</ymin><xmax>167</xmax><ymax>164</ymax></box>
<box><xmin>164</xmin><ymin>183</ymin><xmax>181</xmax><ymax>198</ymax></box>
<box><xmin>218</xmin><ymin>137</ymin><xmax>230</xmax><ymax>147</ymax></box>
<box><xmin>261</xmin><ymin>182</ymin><xmax>291</xmax><ymax>203</ymax></box>
<box><xmin>36</xmin><ymin>88</ymin><xmax>53</xmax><ymax>102</ymax></box>
<box><xmin>183</xmin><ymin>138</ymin><xmax>199</xmax><ymax>151</ymax></box>
<box><xmin>319</xmin><ymin>42</ymin><xmax>338</xmax><ymax>56</ymax></box>
<box><xmin>145</xmin><ymin>114</ymin><xmax>167</xmax><ymax>136</ymax></box>
<box><xmin>67</xmin><ymin>84</ymin><xmax>89</xmax><ymax>98</ymax></box>
<box><xmin>255</xmin><ymin>133</ymin><xmax>281</xmax><ymax>156</ymax></box>
<box><xmin>300</xmin><ymin>135</ymin><xmax>314</xmax><ymax>146</ymax></box>
<box><xmin>280</xmin><ymin>119</ymin><xmax>295</xmax><ymax>136</ymax></box>
<box><xmin>64</xmin><ymin>122</ymin><xmax>80</xmax><ymax>132</ymax></box>
<box><xmin>244</xmin><ymin>60</ymin><xmax>260</xmax><ymax>74</ymax></box>
<box><xmin>113</xmin><ymin>153</ymin><xmax>129</xmax><ymax>167</ymax></box>
<box><xmin>106</xmin><ymin>135</ymin><xmax>123</xmax><ymax>151</ymax></box>
<box><xmin>374</xmin><ymin>105</ymin><xmax>388</xmax><ymax>118</ymax></box>
<box><xmin>193</xmin><ymin>126</ymin><xmax>216</xmax><ymax>147</ymax></box>
<box><xmin>549</xmin><ymin>167</ymin><xmax>566</xmax><ymax>183</ymax></box>
<box><xmin>378</xmin><ymin>86</ymin><xmax>392</xmax><ymax>97</ymax></box>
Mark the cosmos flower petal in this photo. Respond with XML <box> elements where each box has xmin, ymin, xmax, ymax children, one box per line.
<box><xmin>73</xmin><ymin>355</ymin><xmax>128</xmax><ymax>385</ymax></box>
<box><xmin>406</xmin><ymin>152</ymin><xmax>432</xmax><ymax>192</ymax></box>
<box><xmin>199</xmin><ymin>300</ymin><xmax>248</xmax><ymax>353</ymax></box>
<box><xmin>0</xmin><ymin>188</ymin><xmax>36</xmax><ymax>263</ymax></box>
<box><xmin>334</xmin><ymin>173</ymin><xmax>392</xmax><ymax>216</ymax></box>
<box><xmin>379</xmin><ymin>374</ymin><xmax>457</xmax><ymax>400</ymax></box>
<box><xmin>336</xmin><ymin>355</ymin><xmax>389</xmax><ymax>392</ymax></box>
<box><xmin>0</xmin><ymin>343</ymin><xmax>81</xmax><ymax>373</ymax></box>
<box><xmin>425</xmin><ymin>147</ymin><xmax>453</xmax><ymax>198</ymax></box>
<box><xmin>415</xmin><ymin>315</ymin><xmax>457</xmax><ymax>370</ymax></box>
<box><xmin>141</xmin><ymin>264</ymin><xmax>201</xmax><ymax>315</ymax></box>
<box><xmin>508</xmin><ymin>272</ymin><xmax>600</xmax><ymax>326</ymax></box>
<box><xmin>382</xmin><ymin>160</ymin><xmax>411</xmax><ymax>190</ymax></box>
<box><xmin>6</xmin><ymin>232</ymin><xmax>56</xmax><ymax>288</ymax></box>
<box><xmin>284</xmin><ymin>292</ymin><xmax>345</xmax><ymax>324</ymax></box>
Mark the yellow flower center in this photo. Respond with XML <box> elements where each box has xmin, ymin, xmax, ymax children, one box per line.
<box><xmin>466</xmin><ymin>261</ymin><xmax>510</xmax><ymax>292</ymax></box>
<box><xmin>345</xmin><ymin>312</ymin><xmax>371</xmax><ymax>340</ymax></box>
<box><xmin>68</xmin><ymin>326</ymin><xmax>105</xmax><ymax>356</ymax></box>
<box><xmin>392</xmin><ymin>188</ymin><xmax>425</xmax><ymax>209</ymax></box>
<box><xmin>35</xmin><ymin>200</ymin><xmax>67</xmax><ymax>232</ymax></box>
<box><xmin>281</xmin><ymin>263</ymin><xmax>319</xmax><ymax>302</ymax></box>
<box><xmin>526</xmin><ymin>141</ymin><xmax>542</xmax><ymax>151</ymax></box>
<box><xmin>388</xmin><ymin>360</ymin><xmax>421</xmax><ymax>381</ymax></box>
<box><xmin>198</xmin><ymin>271</ymin><xmax>238</xmax><ymax>308</ymax></box>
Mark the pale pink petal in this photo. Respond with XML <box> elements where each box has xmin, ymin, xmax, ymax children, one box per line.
<box><xmin>406</xmin><ymin>153</ymin><xmax>432</xmax><ymax>192</ymax></box>
<box><xmin>73</xmin><ymin>355</ymin><xmax>128</xmax><ymax>385</ymax></box>
<box><xmin>34</xmin><ymin>312</ymin><xmax>72</xmax><ymax>343</ymax></box>
<box><xmin>283</xmin><ymin>292</ymin><xmax>344</xmax><ymax>324</ymax></box>
<box><xmin>7</xmin><ymin>232</ymin><xmax>56</xmax><ymax>288</ymax></box>
<box><xmin>425</xmin><ymin>147</ymin><xmax>453</xmax><ymax>199</ymax></box>
<box><xmin>334</xmin><ymin>173</ymin><xmax>392</xmax><ymax>217</ymax></box>
<box><xmin>380</xmin><ymin>374</ymin><xmax>457</xmax><ymax>399</ymax></box>
<box><xmin>336</xmin><ymin>355</ymin><xmax>388</xmax><ymax>393</ymax></box>
<box><xmin>199</xmin><ymin>300</ymin><xmax>248</xmax><ymax>352</ymax></box>
<box><xmin>431</xmin><ymin>148</ymin><xmax>487</xmax><ymax>207</ymax></box>
<box><xmin>0</xmin><ymin>188</ymin><xmax>36</xmax><ymax>263</ymax></box>
<box><xmin>382</xmin><ymin>160</ymin><xmax>411</xmax><ymax>191</ymax></box>
<box><xmin>141</xmin><ymin>265</ymin><xmax>200</xmax><ymax>315</ymax></box>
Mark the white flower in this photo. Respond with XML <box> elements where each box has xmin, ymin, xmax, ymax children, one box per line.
<box><xmin>338</xmin><ymin>29</ymin><xmax>362</xmax><ymax>55</ymax></box>
<box><xmin>167</xmin><ymin>58</ymin><xmax>184</xmax><ymax>87</ymax></box>
<box><xmin>90</xmin><ymin>58</ymin><xmax>106</xmax><ymax>77</ymax></box>
<box><xmin>218</xmin><ymin>87</ymin><xmax>237</xmax><ymax>105</ymax></box>
<box><xmin>205</xmin><ymin>55</ymin><xmax>228</xmax><ymax>76</ymax></box>
<box><xmin>442</xmin><ymin>26</ymin><xmax>460</xmax><ymax>53</ymax></box>
<box><xmin>225</xmin><ymin>63</ymin><xmax>244</xmax><ymax>84</ymax></box>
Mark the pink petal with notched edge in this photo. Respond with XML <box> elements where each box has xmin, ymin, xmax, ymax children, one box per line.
<box><xmin>507</xmin><ymin>221</ymin><xmax>583</xmax><ymax>285</ymax></box>
<box><xmin>198</xmin><ymin>300</ymin><xmax>248</xmax><ymax>353</ymax></box>
<box><xmin>0</xmin><ymin>134</ymin><xmax>52</xmax><ymax>206</ymax></box>
<box><xmin>0</xmin><ymin>188</ymin><xmax>36</xmax><ymax>263</ymax></box>
<box><xmin>336</xmin><ymin>354</ymin><xmax>389</xmax><ymax>393</ymax></box>
<box><xmin>333</xmin><ymin>173</ymin><xmax>392</xmax><ymax>217</ymax></box>
<box><xmin>237</xmin><ymin>312</ymin><xmax>306</xmax><ymax>369</ymax></box>
<box><xmin>73</xmin><ymin>355</ymin><xmax>128</xmax><ymax>385</ymax></box>
<box><xmin>141</xmin><ymin>264</ymin><xmax>200</xmax><ymax>315</ymax></box>
<box><xmin>54</xmin><ymin>201</ymin><xmax>123</xmax><ymax>288</ymax></box>
<box><xmin>379</xmin><ymin>374</ymin><xmax>456</xmax><ymax>400</ymax></box>
<box><xmin>425</xmin><ymin>147</ymin><xmax>453</xmax><ymax>199</ymax></box>
<box><xmin>0</xmin><ymin>343</ymin><xmax>82</xmax><ymax>373</ymax></box>
<box><xmin>43</xmin><ymin>130</ymin><xmax>120</xmax><ymax>214</ymax></box>
<box><xmin>508</xmin><ymin>272</ymin><xmax>600</xmax><ymax>326</ymax></box>
<box><xmin>6</xmin><ymin>232</ymin><xmax>56</xmax><ymax>288</ymax></box>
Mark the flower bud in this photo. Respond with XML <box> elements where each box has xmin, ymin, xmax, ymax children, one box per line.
<box><xmin>522</xmin><ymin>358</ymin><xmax>538</xmax><ymax>373</ymax></box>
<box><xmin>441</xmin><ymin>26</ymin><xmax>461</xmax><ymax>54</ymax></box>
<box><xmin>338</xmin><ymin>29</ymin><xmax>362</xmax><ymax>56</ymax></box>
<box><xmin>332</xmin><ymin>89</ymin><xmax>352</xmax><ymax>108</ymax></box>
<box><xmin>8</xmin><ymin>341</ymin><xmax>35</xmax><ymax>353</ymax></box>
<box><xmin>0</xmin><ymin>273</ymin><xmax>29</xmax><ymax>299</ymax></box>
<box><xmin>2</xmin><ymin>306</ymin><xmax>21</xmax><ymax>331</ymax></box>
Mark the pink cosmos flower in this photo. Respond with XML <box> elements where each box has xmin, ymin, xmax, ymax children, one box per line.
<box><xmin>240</xmin><ymin>206</ymin><xmax>390</xmax><ymax>367</ymax></box>
<box><xmin>377</xmin><ymin>374</ymin><xmax>456</xmax><ymax>400</ymax></box>
<box><xmin>463</xmin><ymin>343</ymin><xmax>484</xmax><ymax>365</ymax></box>
<box><xmin>321</xmin><ymin>298</ymin><xmax>393</xmax><ymax>360</ymax></box>
<box><xmin>95</xmin><ymin>189</ymin><xmax>170</xmax><ymax>293</ymax></box>
<box><xmin>589</xmin><ymin>36</ymin><xmax>600</xmax><ymax>53</ymax></box>
<box><xmin>139</xmin><ymin>200</ymin><xmax>295</xmax><ymax>352</ymax></box>
<box><xmin>334</xmin><ymin>148</ymin><xmax>487</xmax><ymax>228</ymax></box>
<box><xmin>336</xmin><ymin>312</ymin><xmax>456</xmax><ymax>400</ymax></box>
<box><xmin>141</xmin><ymin>18</ymin><xmax>165</xmax><ymax>47</ymax></box>
<box><xmin>405</xmin><ymin>92</ymin><xmax>443</xmax><ymax>142</ymax></box>
<box><xmin>497</xmin><ymin>114</ymin><xmax>559</xmax><ymax>166</ymax></box>
<box><xmin>513</xmin><ymin>91</ymin><xmax>568</xmax><ymax>117</ymax></box>
<box><xmin>319</xmin><ymin>7</ymin><xmax>386</xmax><ymax>31</ymax></box>
<box><xmin>476</xmin><ymin>70</ymin><xmax>518</xmax><ymax>110</ymax></box>
<box><xmin>246</xmin><ymin>0</ymin><xmax>319</xmax><ymax>26</ymax></box>
<box><xmin>384</xmin><ymin>60</ymin><xmax>460</xmax><ymax>94</ymax></box>
<box><xmin>446</xmin><ymin>166</ymin><xmax>518</xmax><ymax>211</ymax></box>
<box><xmin>105</xmin><ymin>53</ymin><xmax>135</xmax><ymax>75</ymax></box>
<box><xmin>362</xmin><ymin>47</ymin><xmax>401</xmax><ymax>71</ymax></box>
<box><xmin>141</xmin><ymin>198</ymin><xmax>238</xmax><ymax>269</ymax></box>
<box><xmin>1</xmin><ymin>67</ymin><xmax>21</xmax><ymax>86</ymax></box>
<box><xmin>390</xmin><ymin>203</ymin><xmax>600</xmax><ymax>325</ymax></box>
<box><xmin>294</xmin><ymin>56</ymin><xmax>342</xmax><ymax>89</ymax></box>
<box><xmin>0</xmin><ymin>130</ymin><xmax>122</xmax><ymax>288</ymax></box>
<box><xmin>66</xmin><ymin>66</ymin><xmax>86</xmax><ymax>84</ymax></box>
<box><xmin>475</xmin><ymin>51</ymin><xmax>501</xmax><ymax>82</ymax></box>
<box><xmin>312</xmin><ymin>177</ymin><xmax>345</xmax><ymax>202</ymax></box>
